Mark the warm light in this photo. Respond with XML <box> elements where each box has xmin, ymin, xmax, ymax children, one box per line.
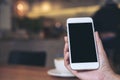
<box><xmin>27</xmin><ymin>5</ymin><xmax>99</xmax><ymax>18</ymax></box>
<box><xmin>17</xmin><ymin>3</ymin><xmax>24</xmax><ymax>11</ymax></box>
<box><xmin>41</xmin><ymin>2</ymin><xmax>51</xmax><ymax>12</ymax></box>
<box><xmin>15</xmin><ymin>1</ymin><xmax>29</xmax><ymax>16</ymax></box>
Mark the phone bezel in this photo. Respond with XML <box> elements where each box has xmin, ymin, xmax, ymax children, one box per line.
<box><xmin>67</xmin><ymin>17</ymin><xmax>99</xmax><ymax>70</ymax></box>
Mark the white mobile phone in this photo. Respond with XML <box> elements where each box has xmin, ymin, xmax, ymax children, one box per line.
<box><xmin>66</xmin><ymin>17</ymin><xmax>99</xmax><ymax>70</ymax></box>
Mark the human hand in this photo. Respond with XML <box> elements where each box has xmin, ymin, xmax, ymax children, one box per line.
<box><xmin>64</xmin><ymin>32</ymin><xmax>117</xmax><ymax>80</ymax></box>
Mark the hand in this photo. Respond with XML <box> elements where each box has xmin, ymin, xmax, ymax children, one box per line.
<box><xmin>64</xmin><ymin>32</ymin><xmax>118</xmax><ymax>80</ymax></box>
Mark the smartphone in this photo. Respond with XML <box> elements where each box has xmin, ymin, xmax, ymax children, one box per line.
<box><xmin>66</xmin><ymin>17</ymin><xmax>99</xmax><ymax>70</ymax></box>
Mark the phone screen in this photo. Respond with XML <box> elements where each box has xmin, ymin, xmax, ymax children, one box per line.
<box><xmin>68</xmin><ymin>23</ymin><xmax>97</xmax><ymax>63</ymax></box>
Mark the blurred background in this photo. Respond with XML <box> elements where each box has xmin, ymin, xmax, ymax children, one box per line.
<box><xmin>0</xmin><ymin>0</ymin><xmax>120</xmax><ymax>74</ymax></box>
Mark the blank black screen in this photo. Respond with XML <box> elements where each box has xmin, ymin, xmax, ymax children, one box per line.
<box><xmin>68</xmin><ymin>23</ymin><xmax>97</xmax><ymax>63</ymax></box>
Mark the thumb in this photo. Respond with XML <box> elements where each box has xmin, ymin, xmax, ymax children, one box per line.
<box><xmin>95</xmin><ymin>32</ymin><xmax>109</xmax><ymax>66</ymax></box>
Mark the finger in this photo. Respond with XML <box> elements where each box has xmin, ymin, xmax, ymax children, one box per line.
<box><xmin>64</xmin><ymin>43</ymin><xmax>69</xmax><ymax>54</ymax></box>
<box><xmin>64</xmin><ymin>36</ymin><xmax>69</xmax><ymax>53</ymax></box>
<box><xmin>63</xmin><ymin>46</ymin><xmax>84</xmax><ymax>78</ymax></box>
<box><xmin>95</xmin><ymin>32</ymin><xmax>105</xmax><ymax>53</ymax></box>
<box><xmin>64</xmin><ymin>52</ymin><xmax>70</xmax><ymax>66</ymax></box>
<box><xmin>95</xmin><ymin>32</ymin><xmax>109</xmax><ymax>65</ymax></box>
<box><xmin>64</xmin><ymin>52</ymin><xmax>78</xmax><ymax>75</ymax></box>
<box><xmin>64</xmin><ymin>36</ymin><xmax>68</xmax><ymax>43</ymax></box>
<box><xmin>64</xmin><ymin>52</ymin><xmax>72</xmax><ymax>73</ymax></box>
<box><xmin>95</xmin><ymin>32</ymin><xmax>107</xmax><ymax>57</ymax></box>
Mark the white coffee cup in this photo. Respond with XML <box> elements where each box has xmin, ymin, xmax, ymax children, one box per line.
<box><xmin>54</xmin><ymin>57</ymin><xmax>73</xmax><ymax>74</ymax></box>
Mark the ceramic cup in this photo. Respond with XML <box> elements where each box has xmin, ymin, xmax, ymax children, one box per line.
<box><xmin>54</xmin><ymin>57</ymin><xmax>73</xmax><ymax>74</ymax></box>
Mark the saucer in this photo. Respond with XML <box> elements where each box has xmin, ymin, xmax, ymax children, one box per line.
<box><xmin>47</xmin><ymin>69</ymin><xmax>75</xmax><ymax>77</ymax></box>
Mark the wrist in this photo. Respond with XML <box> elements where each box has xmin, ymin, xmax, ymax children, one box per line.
<box><xmin>113</xmin><ymin>73</ymin><xmax>120</xmax><ymax>80</ymax></box>
<box><xmin>104</xmin><ymin>72</ymin><xmax>120</xmax><ymax>80</ymax></box>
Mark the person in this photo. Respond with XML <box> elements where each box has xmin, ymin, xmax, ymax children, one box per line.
<box><xmin>93</xmin><ymin>0</ymin><xmax>120</xmax><ymax>34</ymax></box>
<box><xmin>64</xmin><ymin>32</ymin><xmax>120</xmax><ymax>80</ymax></box>
<box><xmin>92</xmin><ymin>0</ymin><xmax>120</xmax><ymax>65</ymax></box>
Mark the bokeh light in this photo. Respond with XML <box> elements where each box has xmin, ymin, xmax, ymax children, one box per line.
<box><xmin>15</xmin><ymin>1</ymin><xmax>29</xmax><ymax>17</ymax></box>
<box><xmin>41</xmin><ymin>1</ymin><xmax>52</xmax><ymax>12</ymax></box>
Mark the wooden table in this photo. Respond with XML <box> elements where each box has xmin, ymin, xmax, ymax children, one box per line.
<box><xmin>0</xmin><ymin>65</ymin><xmax>79</xmax><ymax>80</ymax></box>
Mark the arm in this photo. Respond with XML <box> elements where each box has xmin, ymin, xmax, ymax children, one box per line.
<box><xmin>64</xmin><ymin>32</ymin><xmax>120</xmax><ymax>80</ymax></box>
